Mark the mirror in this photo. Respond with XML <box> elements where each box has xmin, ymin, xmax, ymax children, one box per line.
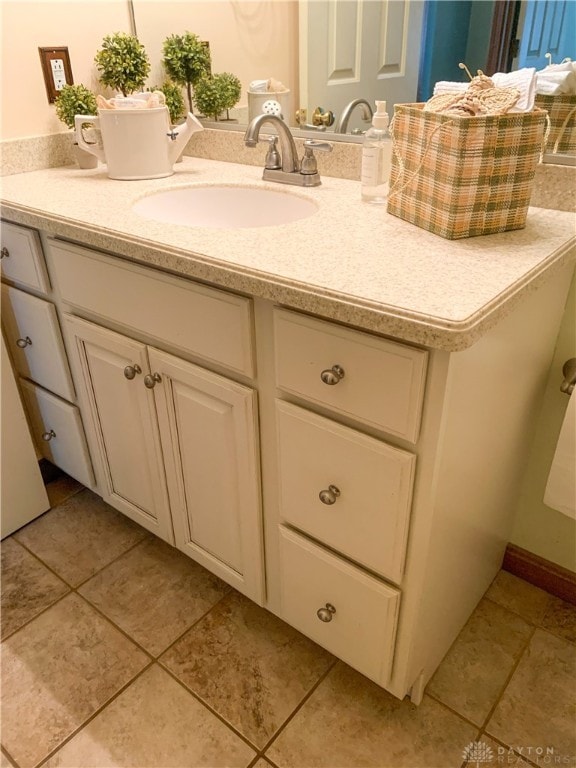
<box><xmin>130</xmin><ymin>0</ymin><xmax>575</xmax><ymax>161</ymax></box>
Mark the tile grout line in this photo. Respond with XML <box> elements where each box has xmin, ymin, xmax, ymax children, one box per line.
<box><xmin>1</xmin><ymin>745</ymin><xmax>22</xmax><ymax>768</ymax></box>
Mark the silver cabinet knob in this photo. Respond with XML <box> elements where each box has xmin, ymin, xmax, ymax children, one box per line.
<box><xmin>16</xmin><ymin>336</ymin><xmax>32</xmax><ymax>348</ymax></box>
<box><xmin>317</xmin><ymin>603</ymin><xmax>336</xmax><ymax>622</ymax></box>
<box><xmin>1</xmin><ymin>247</ymin><xmax>9</xmax><ymax>259</ymax></box>
<box><xmin>320</xmin><ymin>365</ymin><xmax>345</xmax><ymax>385</ymax></box>
<box><xmin>319</xmin><ymin>485</ymin><xmax>340</xmax><ymax>505</ymax></box>
<box><xmin>123</xmin><ymin>364</ymin><xmax>142</xmax><ymax>380</ymax></box>
<box><xmin>42</xmin><ymin>429</ymin><xmax>56</xmax><ymax>441</ymax></box>
<box><xmin>144</xmin><ymin>372</ymin><xmax>161</xmax><ymax>389</ymax></box>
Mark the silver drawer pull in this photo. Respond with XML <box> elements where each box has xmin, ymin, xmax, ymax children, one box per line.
<box><xmin>16</xmin><ymin>336</ymin><xmax>32</xmax><ymax>348</ymax></box>
<box><xmin>144</xmin><ymin>372</ymin><xmax>162</xmax><ymax>389</ymax></box>
<box><xmin>319</xmin><ymin>485</ymin><xmax>341</xmax><ymax>505</ymax></box>
<box><xmin>317</xmin><ymin>603</ymin><xmax>336</xmax><ymax>622</ymax></box>
<box><xmin>42</xmin><ymin>429</ymin><xmax>56</xmax><ymax>442</ymax></box>
<box><xmin>320</xmin><ymin>365</ymin><xmax>345</xmax><ymax>385</ymax></box>
<box><xmin>1</xmin><ymin>247</ymin><xmax>9</xmax><ymax>259</ymax></box>
<box><xmin>123</xmin><ymin>364</ymin><xmax>142</xmax><ymax>380</ymax></box>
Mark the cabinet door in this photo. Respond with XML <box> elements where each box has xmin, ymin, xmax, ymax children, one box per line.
<box><xmin>63</xmin><ymin>316</ymin><xmax>173</xmax><ymax>543</ymax></box>
<box><xmin>149</xmin><ymin>348</ymin><xmax>264</xmax><ymax>604</ymax></box>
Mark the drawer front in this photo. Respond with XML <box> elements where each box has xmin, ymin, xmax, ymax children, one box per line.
<box><xmin>274</xmin><ymin>309</ymin><xmax>427</xmax><ymax>442</ymax></box>
<box><xmin>279</xmin><ymin>526</ymin><xmax>400</xmax><ymax>685</ymax></box>
<box><xmin>47</xmin><ymin>239</ymin><xmax>255</xmax><ymax>377</ymax></box>
<box><xmin>276</xmin><ymin>401</ymin><xmax>415</xmax><ymax>583</ymax></box>
<box><xmin>19</xmin><ymin>379</ymin><xmax>95</xmax><ymax>489</ymax></box>
<box><xmin>0</xmin><ymin>222</ymin><xmax>50</xmax><ymax>293</ymax></box>
<box><xmin>1</xmin><ymin>284</ymin><xmax>75</xmax><ymax>400</ymax></box>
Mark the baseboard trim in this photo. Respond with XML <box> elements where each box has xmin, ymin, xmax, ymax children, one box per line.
<box><xmin>503</xmin><ymin>544</ymin><xmax>576</xmax><ymax>605</ymax></box>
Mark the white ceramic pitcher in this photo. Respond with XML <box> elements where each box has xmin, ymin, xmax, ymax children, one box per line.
<box><xmin>75</xmin><ymin>107</ymin><xmax>203</xmax><ymax>180</ymax></box>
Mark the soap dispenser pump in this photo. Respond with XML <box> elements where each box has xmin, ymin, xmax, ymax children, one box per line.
<box><xmin>361</xmin><ymin>100</ymin><xmax>392</xmax><ymax>204</ymax></box>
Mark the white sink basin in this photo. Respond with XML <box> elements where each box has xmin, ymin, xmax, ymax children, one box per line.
<box><xmin>132</xmin><ymin>184</ymin><xmax>319</xmax><ymax>229</ymax></box>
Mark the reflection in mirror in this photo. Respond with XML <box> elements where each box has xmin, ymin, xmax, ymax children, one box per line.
<box><xmin>131</xmin><ymin>0</ymin><xmax>575</xmax><ymax>162</ymax></box>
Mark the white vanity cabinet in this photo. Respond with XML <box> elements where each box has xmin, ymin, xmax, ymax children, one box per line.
<box><xmin>47</xmin><ymin>239</ymin><xmax>264</xmax><ymax>604</ymax></box>
<box><xmin>0</xmin><ymin>223</ymin><xmax>94</xmax><ymax>488</ymax></box>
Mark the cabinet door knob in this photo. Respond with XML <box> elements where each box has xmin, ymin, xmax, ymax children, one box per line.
<box><xmin>319</xmin><ymin>485</ymin><xmax>340</xmax><ymax>505</ymax></box>
<box><xmin>1</xmin><ymin>247</ymin><xmax>9</xmax><ymax>259</ymax></box>
<box><xmin>144</xmin><ymin>372</ymin><xmax>162</xmax><ymax>389</ymax></box>
<box><xmin>317</xmin><ymin>603</ymin><xmax>336</xmax><ymax>622</ymax></box>
<box><xmin>42</xmin><ymin>429</ymin><xmax>56</xmax><ymax>441</ymax></box>
<box><xmin>16</xmin><ymin>336</ymin><xmax>32</xmax><ymax>348</ymax></box>
<box><xmin>320</xmin><ymin>365</ymin><xmax>345</xmax><ymax>385</ymax></box>
<box><xmin>123</xmin><ymin>364</ymin><xmax>142</xmax><ymax>380</ymax></box>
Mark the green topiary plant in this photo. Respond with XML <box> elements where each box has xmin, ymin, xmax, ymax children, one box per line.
<box><xmin>151</xmin><ymin>82</ymin><xmax>186</xmax><ymax>125</ymax></box>
<box><xmin>95</xmin><ymin>32</ymin><xmax>150</xmax><ymax>97</ymax></box>
<box><xmin>193</xmin><ymin>72</ymin><xmax>242</xmax><ymax>121</ymax></box>
<box><xmin>54</xmin><ymin>84</ymin><xmax>98</xmax><ymax>129</ymax></box>
<box><xmin>162</xmin><ymin>32</ymin><xmax>211</xmax><ymax>113</ymax></box>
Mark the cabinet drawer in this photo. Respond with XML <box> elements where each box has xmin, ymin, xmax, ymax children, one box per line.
<box><xmin>0</xmin><ymin>222</ymin><xmax>50</xmax><ymax>293</ymax></box>
<box><xmin>1</xmin><ymin>284</ymin><xmax>75</xmax><ymax>400</ymax></box>
<box><xmin>279</xmin><ymin>526</ymin><xmax>400</xmax><ymax>685</ymax></box>
<box><xmin>276</xmin><ymin>401</ymin><xmax>414</xmax><ymax>583</ymax></box>
<box><xmin>274</xmin><ymin>309</ymin><xmax>427</xmax><ymax>442</ymax></box>
<box><xmin>19</xmin><ymin>379</ymin><xmax>95</xmax><ymax>489</ymax></box>
<box><xmin>47</xmin><ymin>239</ymin><xmax>255</xmax><ymax>377</ymax></box>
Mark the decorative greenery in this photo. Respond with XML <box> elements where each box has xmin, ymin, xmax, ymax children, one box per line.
<box><xmin>95</xmin><ymin>32</ymin><xmax>150</xmax><ymax>97</ymax></box>
<box><xmin>151</xmin><ymin>82</ymin><xmax>186</xmax><ymax>125</ymax></box>
<box><xmin>54</xmin><ymin>84</ymin><xmax>98</xmax><ymax>129</ymax></box>
<box><xmin>162</xmin><ymin>32</ymin><xmax>211</xmax><ymax>112</ymax></box>
<box><xmin>194</xmin><ymin>72</ymin><xmax>242</xmax><ymax>121</ymax></box>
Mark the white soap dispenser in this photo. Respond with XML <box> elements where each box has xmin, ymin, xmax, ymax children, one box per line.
<box><xmin>361</xmin><ymin>100</ymin><xmax>392</xmax><ymax>204</ymax></box>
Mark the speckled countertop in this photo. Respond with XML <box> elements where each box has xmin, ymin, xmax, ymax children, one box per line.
<box><xmin>1</xmin><ymin>157</ymin><xmax>574</xmax><ymax>351</ymax></box>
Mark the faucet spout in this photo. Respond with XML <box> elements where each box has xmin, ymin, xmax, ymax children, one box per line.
<box><xmin>334</xmin><ymin>98</ymin><xmax>374</xmax><ymax>134</ymax></box>
<box><xmin>243</xmin><ymin>115</ymin><xmax>299</xmax><ymax>173</ymax></box>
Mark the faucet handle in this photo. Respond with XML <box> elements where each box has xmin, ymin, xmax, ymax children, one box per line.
<box><xmin>301</xmin><ymin>140</ymin><xmax>333</xmax><ymax>175</ymax></box>
<box><xmin>264</xmin><ymin>136</ymin><xmax>281</xmax><ymax>170</ymax></box>
<box><xmin>303</xmin><ymin>140</ymin><xmax>333</xmax><ymax>152</ymax></box>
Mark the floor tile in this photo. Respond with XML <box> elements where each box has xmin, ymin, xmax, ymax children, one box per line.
<box><xmin>487</xmin><ymin>629</ymin><xmax>576</xmax><ymax>764</ymax></box>
<box><xmin>0</xmin><ymin>752</ymin><xmax>16</xmax><ymax>768</ymax></box>
<box><xmin>540</xmin><ymin>595</ymin><xmax>576</xmax><ymax>644</ymax></box>
<box><xmin>1</xmin><ymin>537</ymin><xmax>69</xmax><ymax>640</ymax></box>
<box><xmin>1</xmin><ymin>593</ymin><xmax>148</xmax><ymax>767</ymax></box>
<box><xmin>45</xmin><ymin>473</ymin><xmax>83</xmax><ymax>508</ymax></box>
<box><xmin>485</xmin><ymin>571</ymin><xmax>552</xmax><ymax>624</ymax></box>
<box><xmin>79</xmin><ymin>537</ymin><xmax>229</xmax><ymax>656</ymax></box>
<box><xmin>253</xmin><ymin>760</ymin><xmax>276</xmax><ymax>768</ymax></box>
<box><xmin>266</xmin><ymin>662</ymin><xmax>476</xmax><ymax>768</ymax></box>
<box><xmin>427</xmin><ymin>598</ymin><xmax>533</xmax><ymax>725</ymax></box>
<box><xmin>14</xmin><ymin>489</ymin><xmax>149</xmax><ymax>586</ymax></box>
<box><xmin>41</xmin><ymin>665</ymin><xmax>255</xmax><ymax>768</ymax></box>
<box><xmin>160</xmin><ymin>591</ymin><xmax>334</xmax><ymax>748</ymax></box>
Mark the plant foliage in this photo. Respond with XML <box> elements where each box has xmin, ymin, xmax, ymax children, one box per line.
<box><xmin>152</xmin><ymin>82</ymin><xmax>186</xmax><ymax>124</ymax></box>
<box><xmin>194</xmin><ymin>72</ymin><xmax>242</xmax><ymax>121</ymax></box>
<box><xmin>95</xmin><ymin>32</ymin><xmax>150</xmax><ymax>97</ymax></box>
<box><xmin>162</xmin><ymin>32</ymin><xmax>211</xmax><ymax>111</ymax></box>
<box><xmin>54</xmin><ymin>84</ymin><xmax>98</xmax><ymax>129</ymax></box>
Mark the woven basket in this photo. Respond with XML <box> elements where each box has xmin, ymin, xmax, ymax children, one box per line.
<box><xmin>535</xmin><ymin>94</ymin><xmax>576</xmax><ymax>154</ymax></box>
<box><xmin>387</xmin><ymin>103</ymin><xmax>547</xmax><ymax>240</ymax></box>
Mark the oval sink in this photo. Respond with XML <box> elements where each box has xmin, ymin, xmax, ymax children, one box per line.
<box><xmin>132</xmin><ymin>184</ymin><xmax>319</xmax><ymax>229</ymax></box>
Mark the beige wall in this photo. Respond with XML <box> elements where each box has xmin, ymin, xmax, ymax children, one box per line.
<box><xmin>511</xmin><ymin>271</ymin><xmax>576</xmax><ymax>572</ymax></box>
<box><xmin>0</xmin><ymin>0</ymin><xmax>298</xmax><ymax>140</ymax></box>
<box><xmin>0</xmin><ymin>1</ymin><xmax>132</xmax><ymax>139</ymax></box>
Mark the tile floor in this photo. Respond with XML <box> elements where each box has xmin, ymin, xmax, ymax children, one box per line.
<box><xmin>1</xmin><ymin>475</ymin><xmax>575</xmax><ymax>768</ymax></box>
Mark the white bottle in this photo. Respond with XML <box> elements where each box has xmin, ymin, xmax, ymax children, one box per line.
<box><xmin>361</xmin><ymin>100</ymin><xmax>392</xmax><ymax>204</ymax></box>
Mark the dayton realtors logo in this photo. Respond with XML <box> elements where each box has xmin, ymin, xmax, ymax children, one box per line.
<box><xmin>462</xmin><ymin>741</ymin><xmax>574</xmax><ymax>766</ymax></box>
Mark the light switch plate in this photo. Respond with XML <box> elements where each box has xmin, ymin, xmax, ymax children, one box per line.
<box><xmin>39</xmin><ymin>46</ymin><xmax>73</xmax><ymax>103</ymax></box>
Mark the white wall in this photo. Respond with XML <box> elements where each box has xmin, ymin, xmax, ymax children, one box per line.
<box><xmin>511</xmin><ymin>271</ymin><xmax>576</xmax><ymax>572</ymax></box>
<box><xmin>0</xmin><ymin>1</ymin><xmax>132</xmax><ymax>139</ymax></box>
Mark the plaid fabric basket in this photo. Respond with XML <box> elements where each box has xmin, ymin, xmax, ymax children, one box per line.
<box><xmin>387</xmin><ymin>103</ymin><xmax>547</xmax><ymax>240</ymax></box>
<box><xmin>535</xmin><ymin>94</ymin><xmax>576</xmax><ymax>154</ymax></box>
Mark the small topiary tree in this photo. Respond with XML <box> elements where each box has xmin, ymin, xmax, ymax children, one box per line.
<box><xmin>151</xmin><ymin>82</ymin><xmax>186</xmax><ymax>125</ymax></box>
<box><xmin>194</xmin><ymin>72</ymin><xmax>242</xmax><ymax>121</ymax></box>
<box><xmin>95</xmin><ymin>32</ymin><xmax>150</xmax><ymax>97</ymax></box>
<box><xmin>54</xmin><ymin>84</ymin><xmax>98</xmax><ymax>129</ymax></box>
<box><xmin>162</xmin><ymin>32</ymin><xmax>211</xmax><ymax>113</ymax></box>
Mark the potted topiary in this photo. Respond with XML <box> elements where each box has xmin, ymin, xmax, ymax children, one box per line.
<box><xmin>151</xmin><ymin>82</ymin><xmax>186</xmax><ymax>126</ymax></box>
<box><xmin>54</xmin><ymin>83</ymin><xmax>99</xmax><ymax>168</ymax></box>
<box><xmin>95</xmin><ymin>32</ymin><xmax>150</xmax><ymax>97</ymax></box>
<box><xmin>162</xmin><ymin>32</ymin><xmax>211</xmax><ymax>113</ymax></box>
<box><xmin>194</xmin><ymin>72</ymin><xmax>242</xmax><ymax>122</ymax></box>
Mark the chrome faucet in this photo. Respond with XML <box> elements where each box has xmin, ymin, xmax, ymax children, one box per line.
<box><xmin>334</xmin><ymin>98</ymin><xmax>374</xmax><ymax>134</ymax></box>
<box><xmin>244</xmin><ymin>114</ymin><xmax>332</xmax><ymax>187</ymax></box>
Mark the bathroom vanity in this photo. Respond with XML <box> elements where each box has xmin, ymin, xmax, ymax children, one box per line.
<box><xmin>1</xmin><ymin>157</ymin><xmax>574</xmax><ymax>703</ymax></box>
